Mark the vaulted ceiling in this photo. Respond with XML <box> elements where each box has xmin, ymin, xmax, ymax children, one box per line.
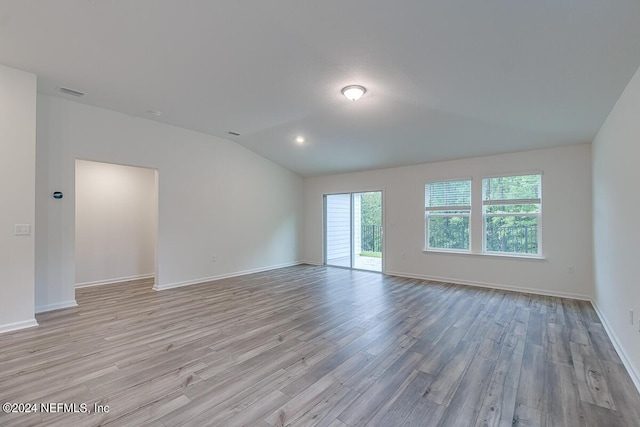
<box><xmin>2</xmin><ymin>1</ymin><xmax>640</xmax><ymax>176</ymax></box>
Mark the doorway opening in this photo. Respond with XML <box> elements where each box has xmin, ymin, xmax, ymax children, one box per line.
<box><xmin>324</xmin><ymin>191</ymin><xmax>383</xmax><ymax>272</ymax></box>
<box><xmin>74</xmin><ymin>160</ymin><xmax>158</xmax><ymax>290</ymax></box>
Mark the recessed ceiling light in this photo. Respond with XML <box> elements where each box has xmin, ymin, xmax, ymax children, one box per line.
<box><xmin>341</xmin><ymin>85</ymin><xmax>366</xmax><ymax>101</ymax></box>
<box><xmin>148</xmin><ymin>110</ymin><xmax>162</xmax><ymax>117</ymax></box>
<box><xmin>295</xmin><ymin>136</ymin><xmax>305</xmax><ymax>144</ymax></box>
<box><xmin>57</xmin><ymin>86</ymin><xmax>85</xmax><ymax>97</ymax></box>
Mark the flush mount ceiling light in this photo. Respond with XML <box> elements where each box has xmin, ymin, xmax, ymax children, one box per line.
<box><xmin>341</xmin><ymin>85</ymin><xmax>366</xmax><ymax>101</ymax></box>
<box><xmin>295</xmin><ymin>136</ymin><xmax>305</xmax><ymax>144</ymax></box>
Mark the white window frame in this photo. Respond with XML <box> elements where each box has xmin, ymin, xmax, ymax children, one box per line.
<box><xmin>481</xmin><ymin>173</ymin><xmax>542</xmax><ymax>257</ymax></box>
<box><xmin>425</xmin><ymin>179</ymin><xmax>472</xmax><ymax>253</ymax></box>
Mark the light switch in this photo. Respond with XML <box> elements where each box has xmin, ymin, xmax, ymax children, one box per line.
<box><xmin>14</xmin><ymin>224</ymin><xmax>31</xmax><ymax>235</ymax></box>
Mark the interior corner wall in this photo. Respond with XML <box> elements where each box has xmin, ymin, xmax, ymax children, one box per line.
<box><xmin>0</xmin><ymin>64</ymin><xmax>37</xmax><ymax>332</ymax></box>
<box><xmin>304</xmin><ymin>144</ymin><xmax>593</xmax><ymax>299</ymax></box>
<box><xmin>75</xmin><ymin>160</ymin><xmax>157</xmax><ymax>287</ymax></box>
<box><xmin>592</xmin><ymin>64</ymin><xmax>640</xmax><ymax>389</ymax></box>
<box><xmin>35</xmin><ymin>95</ymin><xmax>304</xmax><ymax>311</ymax></box>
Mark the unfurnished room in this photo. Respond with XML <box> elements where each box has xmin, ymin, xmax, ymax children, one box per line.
<box><xmin>1</xmin><ymin>1</ymin><xmax>640</xmax><ymax>426</ymax></box>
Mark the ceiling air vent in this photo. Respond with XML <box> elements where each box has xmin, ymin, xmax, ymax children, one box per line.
<box><xmin>57</xmin><ymin>86</ymin><xmax>85</xmax><ymax>97</ymax></box>
<box><xmin>228</xmin><ymin>131</ymin><xmax>241</xmax><ymax>136</ymax></box>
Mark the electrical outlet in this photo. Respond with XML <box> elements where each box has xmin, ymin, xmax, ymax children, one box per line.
<box><xmin>567</xmin><ymin>265</ymin><xmax>575</xmax><ymax>274</ymax></box>
<box><xmin>212</xmin><ymin>255</ymin><xmax>217</xmax><ymax>263</ymax></box>
<box><xmin>14</xmin><ymin>224</ymin><xmax>30</xmax><ymax>235</ymax></box>
<box><xmin>631</xmin><ymin>310</ymin><xmax>634</xmax><ymax>325</ymax></box>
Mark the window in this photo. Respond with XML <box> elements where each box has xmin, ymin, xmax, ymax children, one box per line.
<box><xmin>425</xmin><ymin>180</ymin><xmax>471</xmax><ymax>251</ymax></box>
<box><xmin>482</xmin><ymin>174</ymin><xmax>541</xmax><ymax>256</ymax></box>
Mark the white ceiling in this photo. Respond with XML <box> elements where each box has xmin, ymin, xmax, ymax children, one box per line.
<box><xmin>2</xmin><ymin>1</ymin><xmax>640</xmax><ymax>177</ymax></box>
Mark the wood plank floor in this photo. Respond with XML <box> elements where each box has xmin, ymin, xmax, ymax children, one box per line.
<box><xmin>1</xmin><ymin>265</ymin><xmax>639</xmax><ymax>426</ymax></box>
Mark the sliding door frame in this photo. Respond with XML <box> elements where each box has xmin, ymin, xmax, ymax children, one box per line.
<box><xmin>323</xmin><ymin>189</ymin><xmax>385</xmax><ymax>273</ymax></box>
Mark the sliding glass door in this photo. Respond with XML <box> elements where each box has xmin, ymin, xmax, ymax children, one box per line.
<box><xmin>324</xmin><ymin>191</ymin><xmax>382</xmax><ymax>272</ymax></box>
<box><xmin>325</xmin><ymin>194</ymin><xmax>352</xmax><ymax>268</ymax></box>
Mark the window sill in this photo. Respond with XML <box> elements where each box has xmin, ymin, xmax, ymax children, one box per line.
<box><xmin>423</xmin><ymin>249</ymin><xmax>546</xmax><ymax>261</ymax></box>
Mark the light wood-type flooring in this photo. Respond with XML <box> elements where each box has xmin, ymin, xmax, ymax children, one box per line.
<box><xmin>1</xmin><ymin>265</ymin><xmax>639</xmax><ymax>426</ymax></box>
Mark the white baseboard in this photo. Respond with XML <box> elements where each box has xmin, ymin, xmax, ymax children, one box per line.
<box><xmin>76</xmin><ymin>273</ymin><xmax>155</xmax><ymax>288</ymax></box>
<box><xmin>384</xmin><ymin>270</ymin><xmax>592</xmax><ymax>301</ymax></box>
<box><xmin>35</xmin><ymin>300</ymin><xmax>78</xmax><ymax>314</ymax></box>
<box><xmin>299</xmin><ymin>260</ymin><xmax>322</xmax><ymax>266</ymax></box>
<box><xmin>153</xmin><ymin>261</ymin><xmax>304</xmax><ymax>291</ymax></box>
<box><xmin>0</xmin><ymin>318</ymin><xmax>38</xmax><ymax>334</ymax></box>
<box><xmin>591</xmin><ymin>300</ymin><xmax>640</xmax><ymax>394</ymax></box>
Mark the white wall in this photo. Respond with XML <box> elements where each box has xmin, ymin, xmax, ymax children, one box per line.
<box><xmin>75</xmin><ymin>160</ymin><xmax>157</xmax><ymax>287</ymax></box>
<box><xmin>0</xmin><ymin>64</ymin><xmax>37</xmax><ymax>332</ymax></box>
<box><xmin>592</xmin><ymin>65</ymin><xmax>640</xmax><ymax>389</ymax></box>
<box><xmin>35</xmin><ymin>95</ymin><xmax>303</xmax><ymax>311</ymax></box>
<box><xmin>304</xmin><ymin>144</ymin><xmax>593</xmax><ymax>299</ymax></box>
